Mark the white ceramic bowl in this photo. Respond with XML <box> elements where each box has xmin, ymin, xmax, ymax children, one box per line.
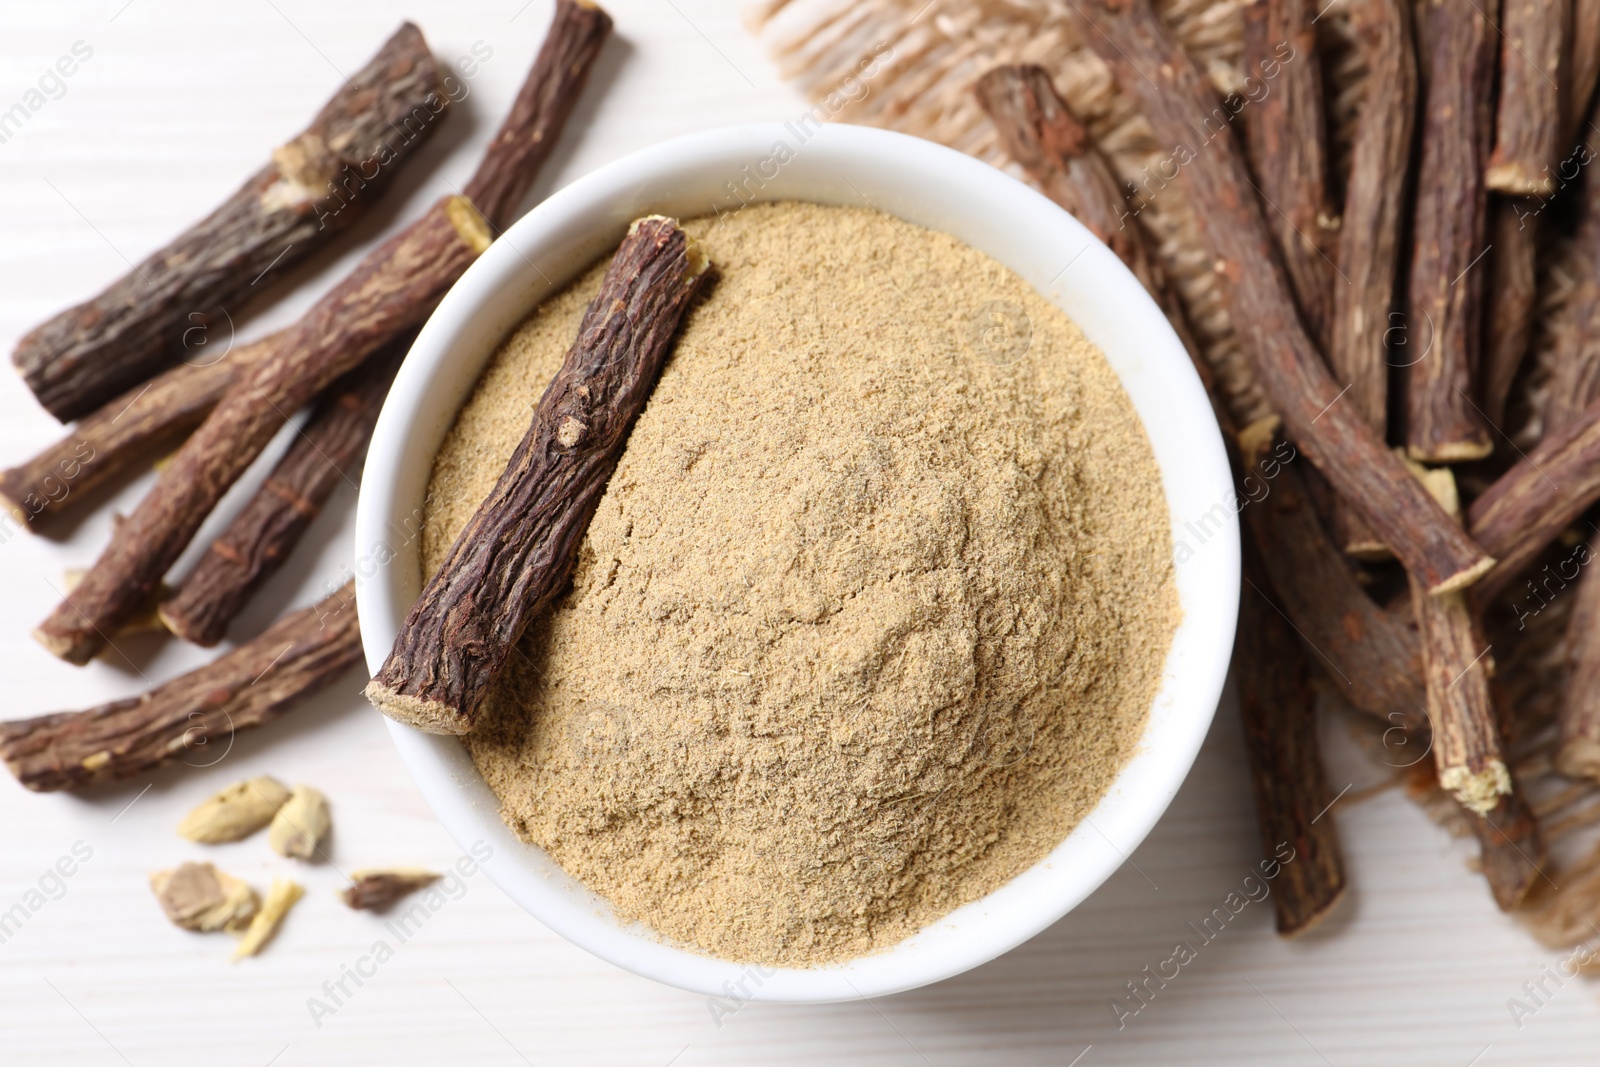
<box><xmin>355</xmin><ymin>122</ymin><xmax>1239</xmax><ymax>1003</ymax></box>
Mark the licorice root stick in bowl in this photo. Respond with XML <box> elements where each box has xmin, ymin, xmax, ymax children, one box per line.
<box><xmin>365</xmin><ymin>216</ymin><xmax>709</xmax><ymax>736</ymax></box>
<box><xmin>353</xmin><ymin>122</ymin><xmax>1236</xmax><ymax>1001</ymax></box>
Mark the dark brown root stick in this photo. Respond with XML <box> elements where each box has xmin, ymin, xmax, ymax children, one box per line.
<box><xmin>1406</xmin><ymin>463</ymin><xmax>1508</xmax><ymax>814</ymax></box>
<box><xmin>971</xmin><ymin>64</ymin><xmax>1211</xmax><ymax>387</ymax></box>
<box><xmin>975</xmin><ymin>65</ymin><xmax>1164</xmax><ymax>295</ymax></box>
<box><xmin>1471</xmin><ymin>783</ymin><xmax>1549</xmax><ymax>911</ymax></box>
<box><xmin>1404</xmin><ymin>0</ymin><xmax>1496</xmax><ymax>462</ymax></box>
<box><xmin>1480</xmin><ymin>202</ymin><xmax>1540</xmax><ymax>430</ymax></box>
<box><xmin>1237</xmin><ymin>419</ymin><xmax>1428</xmax><ymax>731</ymax></box>
<box><xmin>1486</xmin><ymin>0</ymin><xmax>1567</xmax><ymax>196</ymax></box>
<box><xmin>1237</xmin><ymin>532</ymin><xmax>1347</xmax><ymax>937</ymax></box>
<box><xmin>33</xmin><ymin>198</ymin><xmax>487</xmax><ymax>666</ymax></box>
<box><xmin>1328</xmin><ymin>0</ymin><xmax>1415</xmax><ymax>554</ymax></box>
<box><xmin>367</xmin><ymin>217</ymin><xmax>709</xmax><ymax>735</ymax></box>
<box><xmin>0</xmin><ymin>582</ymin><xmax>359</xmax><ymax>792</ymax></box>
<box><xmin>1541</xmin><ymin>120</ymin><xmax>1600</xmax><ymax>433</ymax></box>
<box><xmin>1538</xmin><ymin>143</ymin><xmax>1600</xmax><ymax>780</ymax></box>
<box><xmin>1543</xmin><ymin>281</ymin><xmax>1600</xmax><ymax>435</ymax></box>
<box><xmin>0</xmin><ymin>334</ymin><xmax>277</xmax><ymax>528</ymax></box>
<box><xmin>1468</xmin><ymin>407</ymin><xmax>1600</xmax><ymax>599</ymax></box>
<box><xmin>1067</xmin><ymin>0</ymin><xmax>1494</xmax><ymax>596</ymax></box>
<box><xmin>461</xmin><ymin>0</ymin><xmax>614</xmax><ymax>231</ymax></box>
<box><xmin>159</xmin><ymin>337</ymin><xmax>408</xmax><ymax>647</ymax></box>
<box><xmin>1570</xmin><ymin>0</ymin><xmax>1600</xmax><ymax>142</ymax></box>
<box><xmin>12</xmin><ymin>24</ymin><xmax>445</xmax><ymax>422</ymax></box>
<box><xmin>1239</xmin><ymin>0</ymin><xmax>1334</xmax><ymax>347</ymax></box>
<box><xmin>32</xmin><ymin>0</ymin><xmax>613</xmax><ymax>665</ymax></box>
<box><xmin>1558</xmin><ymin>542</ymin><xmax>1600</xmax><ymax>780</ymax></box>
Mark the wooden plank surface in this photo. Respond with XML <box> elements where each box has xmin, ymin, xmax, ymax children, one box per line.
<box><xmin>0</xmin><ymin>2</ymin><xmax>1594</xmax><ymax>1064</ymax></box>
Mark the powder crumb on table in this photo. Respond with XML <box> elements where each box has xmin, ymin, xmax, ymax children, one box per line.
<box><xmin>422</xmin><ymin>201</ymin><xmax>1180</xmax><ymax>968</ymax></box>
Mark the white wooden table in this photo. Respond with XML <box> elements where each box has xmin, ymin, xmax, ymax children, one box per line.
<box><xmin>0</xmin><ymin>3</ymin><xmax>1593</xmax><ymax>1064</ymax></box>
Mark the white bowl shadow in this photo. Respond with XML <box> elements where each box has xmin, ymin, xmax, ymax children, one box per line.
<box><xmin>355</xmin><ymin>122</ymin><xmax>1239</xmax><ymax>1003</ymax></box>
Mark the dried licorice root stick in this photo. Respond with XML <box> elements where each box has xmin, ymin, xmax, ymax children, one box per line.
<box><xmin>971</xmin><ymin>65</ymin><xmax>1212</xmax><ymax>389</ymax></box>
<box><xmin>1541</xmin><ymin>119</ymin><xmax>1600</xmax><ymax>433</ymax></box>
<box><xmin>1329</xmin><ymin>0</ymin><xmax>1415</xmax><ymax>556</ymax></box>
<box><xmin>1547</xmin><ymin>232</ymin><xmax>1600</xmax><ymax>773</ymax></box>
<box><xmin>1558</xmin><ymin>548</ymin><xmax>1600</xmax><ymax>780</ymax></box>
<box><xmin>1480</xmin><ymin>201</ymin><xmax>1539</xmax><ymax>429</ymax></box>
<box><xmin>0</xmin><ymin>333</ymin><xmax>278</xmax><ymax>528</ymax></box>
<box><xmin>1239</xmin><ymin>0</ymin><xmax>1334</xmax><ymax>347</ymax></box>
<box><xmin>1404</xmin><ymin>0</ymin><xmax>1496</xmax><ymax>462</ymax></box>
<box><xmin>0</xmin><ymin>582</ymin><xmax>359</xmax><ymax>792</ymax></box>
<box><xmin>1237</xmin><ymin>530</ymin><xmax>1347</xmax><ymax>937</ymax></box>
<box><xmin>32</xmin><ymin>197</ymin><xmax>487</xmax><ymax>666</ymax></box>
<box><xmin>1570</xmin><ymin>0</ymin><xmax>1600</xmax><ymax>141</ymax></box>
<box><xmin>461</xmin><ymin>0</ymin><xmax>612</xmax><ymax>231</ymax></box>
<box><xmin>13</xmin><ymin>24</ymin><xmax>445</xmax><ymax>422</ymax></box>
<box><xmin>1067</xmin><ymin>0</ymin><xmax>1494</xmax><ymax>596</ymax></box>
<box><xmin>1467</xmin><ymin>408</ymin><xmax>1600</xmax><ymax>599</ymax></box>
<box><xmin>975</xmin><ymin>66</ymin><xmax>1164</xmax><ymax>296</ymax></box>
<box><xmin>1486</xmin><ymin>0</ymin><xmax>1567</xmax><ymax>196</ymax></box>
<box><xmin>159</xmin><ymin>336</ymin><xmax>409</xmax><ymax>647</ymax></box>
<box><xmin>1471</xmin><ymin>781</ymin><xmax>1548</xmax><ymax>910</ymax></box>
<box><xmin>1407</xmin><ymin>462</ymin><xmax>1508</xmax><ymax>814</ymax></box>
<box><xmin>367</xmin><ymin>217</ymin><xmax>709</xmax><ymax>735</ymax></box>
<box><xmin>1479</xmin><ymin>0</ymin><xmax>1584</xmax><ymax>428</ymax></box>
<box><xmin>32</xmin><ymin>0</ymin><xmax>613</xmax><ymax>666</ymax></box>
<box><xmin>1237</xmin><ymin>419</ymin><xmax>1428</xmax><ymax>732</ymax></box>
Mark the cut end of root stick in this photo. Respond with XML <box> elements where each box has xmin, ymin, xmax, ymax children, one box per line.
<box><xmin>364</xmin><ymin>680</ymin><xmax>470</xmax><ymax>736</ymax></box>
<box><xmin>156</xmin><ymin>602</ymin><xmax>204</xmax><ymax>646</ymax></box>
<box><xmin>684</xmin><ymin>237</ymin><xmax>710</xmax><ymax>281</ymax></box>
<box><xmin>1428</xmin><ymin>554</ymin><xmax>1496</xmax><ymax>598</ymax></box>
<box><xmin>1406</xmin><ymin>439</ymin><xmax>1494</xmax><ymax>465</ymax></box>
<box><xmin>1343</xmin><ymin>538</ymin><xmax>1392</xmax><ymax>561</ymax></box>
<box><xmin>30</xmin><ymin>625</ymin><xmax>91</xmax><ymax>667</ymax></box>
<box><xmin>444</xmin><ymin>196</ymin><xmax>494</xmax><ymax>255</ymax></box>
<box><xmin>1440</xmin><ymin>759</ymin><xmax>1513</xmax><ymax>815</ymax></box>
<box><xmin>1485</xmin><ymin>160</ymin><xmax>1556</xmax><ymax>199</ymax></box>
<box><xmin>1555</xmin><ymin>738</ymin><xmax>1600</xmax><ymax>783</ymax></box>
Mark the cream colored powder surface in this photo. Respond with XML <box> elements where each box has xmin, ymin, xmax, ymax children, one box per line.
<box><xmin>422</xmin><ymin>201</ymin><xmax>1178</xmax><ymax>967</ymax></box>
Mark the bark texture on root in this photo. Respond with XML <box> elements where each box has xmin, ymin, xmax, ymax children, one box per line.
<box><xmin>367</xmin><ymin>216</ymin><xmax>708</xmax><ymax>735</ymax></box>
<box><xmin>1468</xmin><ymin>407</ymin><xmax>1600</xmax><ymax>599</ymax></box>
<box><xmin>31</xmin><ymin>0</ymin><xmax>613</xmax><ymax>665</ymax></box>
<box><xmin>1238</xmin><ymin>531</ymin><xmax>1348</xmax><ymax>937</ymax></box>
<box><xmin>1237</xmin><ymin>419</ymin><xmax>1427</xmax><ymax>732</ymax></box>
<box><xmin>1471</xmin><ymin>784</ymin><xmax>1548</xmax><ymax>911</ymax></box>
<box><xmin>32</xmin><ymin>198</ymin><xmax>488</xmax><ymax>666</ymax></box>
<box><xmin>0</xmin><ymin>583</ymin><xmax>359</xmax><ymax>792</ymax></box>
<box><xmin>11</xmin><ymin>24</ymin><xmax>445</xmax><ymax>422</ymax></box>
<box><xmin>1557</xmin><ymin>541</ymin><xmax>1600</xmax><ymax>782</ymax></box>
<box><xmin>0</xmin><ymin>334</ymin><xmax>276</xmax><ymax>529</ymax></box>
<box><xmin>1404</xmin><ymin>0</ymin><xmax>1497</xmax><ymax>462</ymax></box>
<box><xmin>1239</xmin><ymin>0</ymin><xmax>1334</xmax><ymax>348</ymax></box>
<box><xmin>1407</xmin><ymin>463</ymin><xmax>1507</xmax><ymax>815</ymax></box>
<box><xmin>972</xmin><ymin>64</ymin><xmax>1213</xmax><ymax>387</ymax></box>
<box><xmin>158</xmin><ymin>337</ymin><xmax>407</xmax><ymax>647</ymax></box>
<box><xmin>1328</xmin><ymin>0</ymin><xmax>1415</xmax><ymax>553</ymax></box>
<box><xmin>1485</xmin><ymin>0</ymin><xmax>1567</xmax><ymax>196</ymax></box>
<box><xmin>1066</xmin><ymin>0</ymin><xmax>1494</xmax><ymax>597</ymax></box>
<box><xmin>1481</xmin><ymin>202</ymin><xmax>1539</xmax><ymax>429</ymax></box>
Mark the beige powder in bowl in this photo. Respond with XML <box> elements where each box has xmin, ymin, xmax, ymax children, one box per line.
<box><xmin>421</xmin><ymin>201</ymin><xmax>1178</xmax><ymax>967</ymax></box>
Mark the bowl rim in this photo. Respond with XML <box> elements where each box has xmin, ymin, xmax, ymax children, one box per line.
<box><xmin>355</xmin><ymin>121</ymin><xmax>1239</xmax><ymax>1003</ymax></box>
